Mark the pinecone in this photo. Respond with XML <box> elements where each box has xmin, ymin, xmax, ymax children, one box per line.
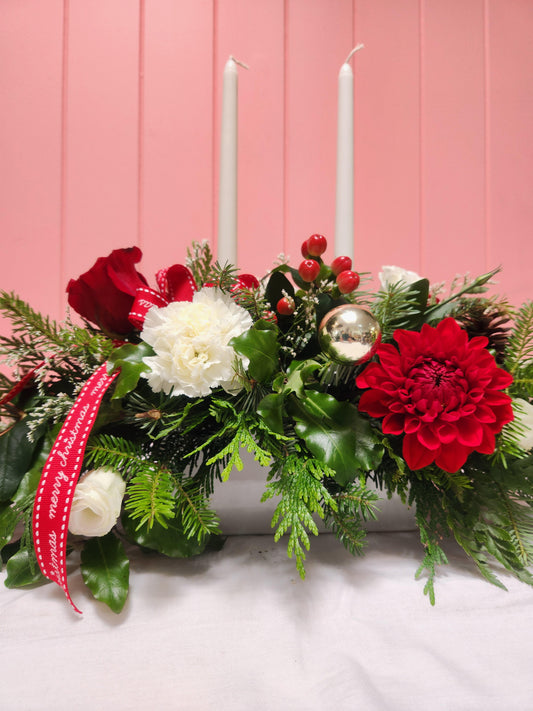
<box><xmin>455</xmin><ymin>299</ymin><xmax>511</xmax><ymax>364</ymax></box>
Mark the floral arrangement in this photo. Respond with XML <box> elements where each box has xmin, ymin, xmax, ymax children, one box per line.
<box><xmin>1</xmin><ymin>237</ymin><xmax>533</xmax><ymax>613</ymax></box>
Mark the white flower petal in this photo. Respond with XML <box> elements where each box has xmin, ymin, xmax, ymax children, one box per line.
<box><xmin>379</xmin><ymin>265</ymin><xmax>422</xmax><ymax>289</ymax></box>
<box><xmin>141</xmin><ymin>287</ymin><xmax>252</xmax><ymax>398</ymax></box>
<box><xmin>68</xmin><ymin>468</ymin><xmax>126</xmax><ymax>537</ymax></box>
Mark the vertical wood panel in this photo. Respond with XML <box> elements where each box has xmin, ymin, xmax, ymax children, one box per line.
<box><xmin>214</xmin><ymin>0</ymin><xmax>285</xmax><ymax>275</ymax></box>
<box><xmin>422</xmin><ymin>0</ymin><xmax>486</xmax><ymax>283</ymax></box>
<box><xmin>285</xmin><ymin>0</ymin><xmax>353</xmax><ymax>266</ymax></box>
<box><xmin>0</xmin><ymin>0</ymin><xmax>64</xmax><ymax>321</ymax></box>
<box><xmin>488</xmin><ymin>0</ymin><xmax>533</xmax><ymax>307</ymax></box>
<box><xmin>354</xmin><ymin>0</ymin><xmax>421</xmax><ymax>280</ymax></box>
<box><xmin>63</xmin><ymin>0</ymin><xmax>140</xmax><ymax>287</ymax></box>
<box><xmin>142</xmin><ymin>0</ymin><xmax>214</xmax><ymax>280</ymax></box>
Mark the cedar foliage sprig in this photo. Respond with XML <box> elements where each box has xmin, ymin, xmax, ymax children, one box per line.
<box><xmin>262</xmin><ymin>447</ymin><xmax>337</xmax><ymax>579</ymax></box>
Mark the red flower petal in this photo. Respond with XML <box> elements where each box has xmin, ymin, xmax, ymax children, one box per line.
<box><xmin>418</xmin><ymin>423</ymin><xmax>441</xmax><ymax>450</ymax></box>
<box><xmin>382</xmin><ymin>413</ymin><xmax>405</xmax><ymax>435</ymax></box>
<box><xmin>435</xmin><ymin>442</ymin><xmax>471</xmax><ymax>473</ymax></box>
<box><xmin>456</xmin><ymin>417</ymin><xmax>483</xmax><ymax>447</ymax></box>
<box><xmin>358</xmin><ymin>390</ymin><xmax>390</xmax><ymax>418</ymax></box>
<box><xmin>403</xmin><ymin>433</ymin><xmax>436</xmax><ymax>470</ymax></box>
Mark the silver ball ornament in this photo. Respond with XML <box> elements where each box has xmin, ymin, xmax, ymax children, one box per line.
<box><xmin>318</xmin><ymin>305</ymin><xmax>381</xmax><ymax>365</ymax></box>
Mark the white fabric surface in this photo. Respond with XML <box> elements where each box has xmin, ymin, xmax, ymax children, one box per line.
<box><xmin>2</xmin><ymin>531</ymin><xmax>533</xmax><ymax>711</ymax></box>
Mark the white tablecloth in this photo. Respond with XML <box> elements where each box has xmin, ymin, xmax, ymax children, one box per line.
<box><xmin>2</xmin><ymin>531</ymin><xmax>533</xmax><ymax>711</ymax></box>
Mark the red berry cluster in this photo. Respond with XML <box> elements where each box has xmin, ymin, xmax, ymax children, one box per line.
<box><xmin>275</xmin><ymin>234</ymin><xmax>360</xmax><ymax>316</ymax></box>
<box><xmin>299</xmin><ymin>235</ymin><xmax>359</xmax><ymax>291</ymax></box>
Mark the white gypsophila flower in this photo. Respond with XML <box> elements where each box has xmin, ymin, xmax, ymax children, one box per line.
<box><xmin>68</xmin><ymin>468</ymin><xmax>126</xmax><ymax>537</ymax></box>
<box><xmin>141</xmin><ymin>287</ymin><xmax>252</xmax><ymax>398</ymax></box>
<box><xmin>514</xmin><ymin>399</ymin><xmax>533</xmax><ymax>451</ymax></box>
<box><xmin>379</xmin><ymin>265</ymin><xmax>422</xmax><ymax>289</ymax></box>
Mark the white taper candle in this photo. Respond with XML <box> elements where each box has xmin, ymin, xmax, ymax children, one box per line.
<box><xmin>335</xmin><ymin>45</ymin><xmax>363</xmax><ymax>261</ymax></box>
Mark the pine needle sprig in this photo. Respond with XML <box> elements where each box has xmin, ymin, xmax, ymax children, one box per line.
<box><xmin>504</xmin><ymin>301</ymin><xmax>533</xmax><ymax>379</ymax></box>
<box><xmin>372</xmin><ymin>282</ymin><xmax>427</xmax><ymax>342</ymax></box>
<box><xmin>324</xmin><ymin>477</ymin><xmax>379</xmax><ymax>556</ymax></box>
<box><xmin>173</xmin><ymin>477</ymin><xmax>221</xmax><ymax>543</ymax></box>
<box><xmin>186</xmin><ymin>240</ymin><xmax>214</xmax><ymax>286</ymax></box>
<box><xmin>124</xmin><ymin>464</ymin><xmax>176</xmax><ymax>529</ymax></box>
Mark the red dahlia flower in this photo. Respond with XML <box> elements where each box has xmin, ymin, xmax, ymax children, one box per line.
<box><xmin>356</xmin><ymin>318</ymin><xmax>513</xmax><ymax>473</ymax></box>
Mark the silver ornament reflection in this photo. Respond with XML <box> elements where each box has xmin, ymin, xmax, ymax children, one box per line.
<box><xmin>318</xmin><ymin>305</ymin><xmax>381</xmax><ymax>364</ymax></box>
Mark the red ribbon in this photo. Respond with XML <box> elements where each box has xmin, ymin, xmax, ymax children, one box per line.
<box><xmin>129</xmin><ymin>264</ymin><xmax>197</xmax><ymax>330</ymax></box>
<box><xmin>0</xmin><ymin>361</ymin><xmax>45</xmax><ymax>408</ymax></box>
<box><xmin>32</xmin><ymin>363</ymin><xmax>119</xmax><ymax>613</ymax></box>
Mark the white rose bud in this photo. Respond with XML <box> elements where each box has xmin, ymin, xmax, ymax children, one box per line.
<box><xmin>69</xmin><ymin>468</ymin><xmax>126</xmax><ymax>537</ymax></box>
<box><xmin>514</xmin><ymin>399</ymin><xmax>533</xmax><ymax>452</ymax></box>
<box><xmin>379</xmin><ymin>265</ymin><xmax>422</xmax><ymax>289</ymax></box>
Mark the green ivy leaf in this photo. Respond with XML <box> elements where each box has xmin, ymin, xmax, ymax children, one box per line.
<box><xmin>4</xmin><ymin>548</ymin><xmax>47</xmax><ymax>588</ymax></box>
<box><xmin>0</xmin><ymin>418</ymin><xmax>45</xmax><ymax>502</ymax></box>
<box><xmin>108</xmin><ymin>342</ymin><xmax>154</xmax><ymax>400</ymax></box>
<box><xmin>231</xmin><ymin>326</ymin><xmax>279</xmax><ymax>383</ymax></box>
<box><xmin>122</xmin><ymin>508</ymin><xmax>207</xmax><ymax>558</ymax></box>
<box><xmin>80</xmin><ymin>533</ymin><xmax>130</xmax><ymax>614</ymax></box>
<box><xmin>290</xmin><ymin>390</ymin><xmax>382</xmax><ymax>486</ymax></box>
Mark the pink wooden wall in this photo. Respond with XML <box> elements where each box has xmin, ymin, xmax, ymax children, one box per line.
<box><xmin>1</xmin><ymin>0</ymin><xmax>532</xmax><ymax>328</ymax></box>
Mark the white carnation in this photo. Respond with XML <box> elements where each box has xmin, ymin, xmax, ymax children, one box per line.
<box><xmin>141</xmin><ymin>287</ymin><xmax>252</xmax><ymax>397</ymax></box>
<box><xmin>514</xmin><ymin>399</ymin><xmax>533</xmax><ymax>451</ymax></box>
<box><xmin>69</xmin><ymin>468</ymin><xmax>126</xmax><ymax>537</ymax></box>
<box><xmin>379</xmin><ymin>265</ymin><xmax>421</xmax><ymax>289</ymax></box>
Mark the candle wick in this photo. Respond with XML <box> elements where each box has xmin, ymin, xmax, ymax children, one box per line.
<box><xmin>229</xmin><ymin>55</ymin><xmax>250</xmax><ymax>70</ymax></box>
<box><xmin>344</xmin><ymin>44</ymin><xmax>364</xmax><ymax>65</ymax></box>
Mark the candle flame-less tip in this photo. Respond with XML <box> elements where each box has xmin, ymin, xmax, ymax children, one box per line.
<box><xmin>229</xmin><ymin>55</ymin><xmax>250</xmax><ymax>70</ymax></box>
<box><xmin>344</xmin><ymin>44</ymin><xmax>364</xmax><ymax>65</ymax></box>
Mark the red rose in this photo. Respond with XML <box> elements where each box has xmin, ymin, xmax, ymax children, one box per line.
<box><xmin>356</xmin><ymin>318</ymin><xmax>514</xmax><ymax>473</ymax></box>
<box><xmin>67</xmin><ymin>247</ymin><xmax>148</xmax><ymax>336</ymax></box>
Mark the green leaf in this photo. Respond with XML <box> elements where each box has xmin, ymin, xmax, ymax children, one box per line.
<box><xmin>231</xmin><ymin>326</ymin><xmax>279</xmax><ymax>382</ymax></box>
<box><xmin>4</xmin><ymin>548</ymin><xmax>47</xmax><ymax>588</ymax></box>
<box><xmin>12</xmin><ymin>446</ymin><xmax>50</xmax><ymax>505</ymax></box>
<box><xmin>265</xmin><ymin>269</ymin><xmax>296</xmax><ymax>304</ymax></box>
<box><xmin>257</xmin><ymin>393</ymin><xmax>285</xmax><ymax>433</ymax></box>
<box><xmin>122</xmin><ymin>508</ymin><xmax>208</xmax><ymax>558</ymax></box>
<box><xmin>108</xmin><ymin>342</ymin><xmax>154</xmax><ymax>399</ymax></box>
<box><xmin>0</xmin><ymin>503</ymin><xmax>18</xmax><ymax>550</ymax></box>
<box><xmin>290</xmin><ymin>391</ymin><xmax>382</xmax><ymax>486</ymax></box>
<box><xmin>0</xmin><ymin>418</ymin><xmax>44</xmax><ymax>502</ymax></box>
<box><xmin>80</xmin><ymin>534</ymin><xmax>130</xmax><ymax>614</ymax></box>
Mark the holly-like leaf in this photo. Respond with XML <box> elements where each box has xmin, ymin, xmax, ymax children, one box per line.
<box><xmin>122</xmin><ymin>508</ymin><xmax>207</xmax><ymax>558</ymax></box>
<box><xmin>0</xmin><ymin>418</ymin><xmax>45</xmax><ymax>502</ymax></box>
<box><xmin>80</xmin><ymin>533</ymin><xmax>130</xmax><ymax>614</ymax></box>
<box><xmin>290</xmin><ymin>390</ymin><xmax>382</xmax><ymax>486</ymax></box>
<box><xmin>4</xmin><ymin>548</ymin><xmax>47</xmax><ymax>588</ymax></box>
<box><xmin>107</xmin><ymin>342</ymin><xmax>154</xmax><ymax>399</ymax></box>
<box><xmin>231</xmin><ymin>326</ymin><xmax>279</xmax><ymax>383</ymax></box>
<box><xmin>257</xmin><ymin>393</ymin><xmax>285</xmax><ymax>433</ymax></box>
